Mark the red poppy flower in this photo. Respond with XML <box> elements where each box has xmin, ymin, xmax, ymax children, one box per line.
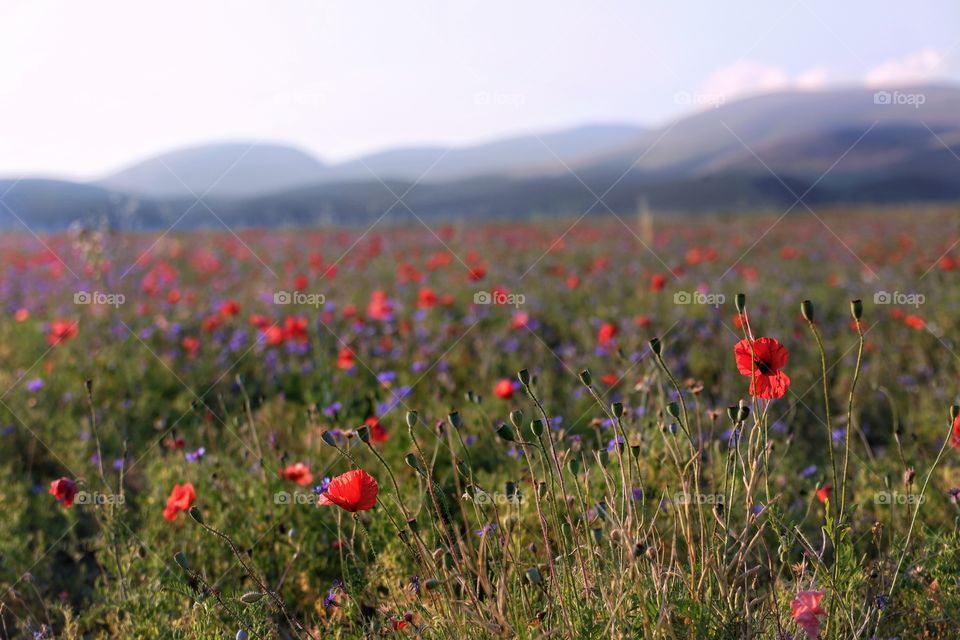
<box><xmin>365</xmin><ymin>416</ymin><xmax>389</xmax><ymax>443</ymax></box>
<box><xmin>219</xmin><ymin>300</ymin><xmax>241</xmax><ymax>317</ymax></box>
<box><xmin>367</xmin><ymin>290</ymin><xmax>393</xmax><ymax>321</ymax></box>
<box><xmin>284</xmin><ymin>316</ymin><xmax>309</xmax><ymax>342</ymax></box>
<box><xmin>494</xmin><ymin>379</ymin><xmax>515</xmax><ymax>399</ymax></box>
<box><xmin>317</xmin><ymin>469</ymin><xmax>379</xmax><ymax>512</ymax></box>
<box><xmin>201</xmin><ymin>314</ymin><xmax>222</xmax><ymax>332</ymax></box>
<box><xmin>50</xmin><ymin>477</ymin><xmax>77</xmax><ymax>508</ymax></box>
<box><xmin>650</xmin><ymin>273</ymin><xmax>666</xmax><ymax>292</ymax></box>
<box><xmin>279</xmin><ymin>462</ymin><xmax>313</xmax><ymax>487</ymax></box>
<box><xmin>791</xmin><ymin>591</ymin><xmax>826</xmax><ymax>639</ymax></box>
<box><xmin>182</xmin><ymin>336</ymin><xmax>200</xmax><ymax>356</ymax></box>
<box><xmin>733</xmin><ymin>337</ymin><xmax>791</xmax><ymax>400</ymax></box>
<box><xmin>163</xmin><ymin>483</ymin><xmax>196</xmax><ymax>521</ymax></box>
<box><xmin>904</xmin><ymin>315</ymin><xmax>925</xmax><ymax>331</ymax></box>
<box><xmin>417</xmin><ymin>287</ymin><xmax>438</xmax><ymax>309</ymax></box>
<box><xmin>816</xmin><ymin>485</ymin><xmax>832</xmax><ymax>504</ymax></box>
<box><xmin>337</xmin><ymin>347</ymin><xmax>356</xmax><ymax>369</ymax></box>
<box><xmin>48</xmin><ymin>320</ymin><xmax>79</xmax><ymax>346</ymax></box>
<box><xmin>14</xmin><ymin>308</ymin><xmax>29</xmax><ymax>322</ymax></box>
<box><xmin>597</xmin><ymin>322</ymin><xmax>618</xmax><ymax>347</ymax></box>
<box><xmin>950</xmin><ymin>414</ymin><xmax>960</xmax><ymax>449</ymax></box>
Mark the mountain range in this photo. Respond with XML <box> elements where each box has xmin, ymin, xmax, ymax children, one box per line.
<box><xmin>2</xmin><ymin>84</ymin><xmax>959</xmax><ymax>231</ymax></box>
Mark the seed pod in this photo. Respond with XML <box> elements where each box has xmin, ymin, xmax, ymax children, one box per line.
<box><xmin>509</xmin><ymin>410</ymin><xmax>524</xmax><ymax>429</ymax></box>
<box><xmin>240</xmin><ymin>592</ymin><xmax>264</xmax><ymax>604</ymax></box>
<box><xmin>735</xmin><ymin>293</ymin><xmax>746</xmax><ymax>314</ymax></box>
<box><xmin>495</xmin><ymin>423</ymin><xmax>515</xmax><ymax>442</ymax></box>
<box><xmin>406</xmin><ymin>411</ymin><xmax>418</xmax><ymax>428</ymax></box>
<box><xmin>356</xmin><ymin>425</ymin><xmax>371</xmax><ymax>443</ymax></box>
<box><xmin>321</xmin><ymin>430</ymin><xmax>337</xmax><ymax>447</ymax></box>
<box><xmin>801</xmin><ymin>300</ymin><xmax>815</xmax><ymax>323</ymax></box>
<box><xmin>611</xmin><ymin>402</ymin><xmax>624</xmax><ymax>418</ymax></box>
<box><xmin>517</xmin><ymin>369</ymin><xmax>531</xmax><ymax>385</ymax></box>
<box><xmin>666</xmin><ymin>402</ymin><xmax>681</xmax><ymax>419</ymax></box>
<box><xmin>850</xmin><ymin>299</ymin><xmax>863</xmax><ymax>321</ymax></box>
<box><xmin>578</xmin><ymin>370</ymin><xmax>592</xmax><ymax>386</ymax></box>
<box><xmin>648</xmin><ymin>338</ymin><xmax>662</xmax><ymax>356</ymax></box>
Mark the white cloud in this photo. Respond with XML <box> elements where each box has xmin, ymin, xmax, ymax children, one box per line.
<box><xmin>864</xmin><ymin>48</ymin><xmax>943</xmax><ymax>87</ymax></box>
<box><xmin>699</xmin><ymin>61</ymin><xmax>829</xmax><ymax>101</ymax></box>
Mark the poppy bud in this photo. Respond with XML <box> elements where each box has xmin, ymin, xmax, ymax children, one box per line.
<box><xmin>736</xmin><ymin>405</ymin><xmax>750</xmax><ymax>423</ymax></box>
<box><xmin>727</xmin><ymin>406</ymin><xmax>739</xmax><ymax>422</ymax></box>
<box><xmin>525</xmin><ymin>568</ymin><xmax>543</xmax><ymax>585</ymax></box>
<box><xmin>174</xmin><ymin>551</ymin><xmax>189</xmax><ymax>571</ymax></box>
<box><xmin>405</xmin><ymin>453</ymin><xmax>426</xmax><ymax>476</ymax></box>
<box><xmin>356</xmin><ymin>425</ymin><xmax>371</xmax><ymax>443</ymax></box>
<box><xmin>424</xmin><ymin>579</ymin><xmax>442</xmax><ymax>591</ymax></box>
<box><xmin>568</xmin><ymin>458</ymin><xmax>581</xmax><ymax>475</ymax></box>
<box><xmin>735</xmin><ymin>293</ymin><xmax>746</xmax><ymax>314</ymax></box>
<box><xmin>517</xmin><ymin>369</ymin><xmax>531</xmax><ymax>386</ymax></box>
<box><xmin>801</xmin><ymin>300</ymin><xmax>814</xmax><ymax>323</ymax></box>
<box><xmin>495</xmin><ymin>423</ymin><xmax>515</xmax><ymax>442</ymax></box>
<box><xmin>240</xmin><ymin>591</ymin><xmax>264</xmax><ymax>604</ymax></box>
<box><xmin>951</xmin><ymin>406</ymin><xmax>959</xmax><ymax>422</ymax></box>
<box><xmin>578</xmin><ymin>370</ymin><xmax>592</xmax><ymax>386</ymax></box>
<box><xmin>509</xmin><ymin>410</ymin><xmax>523</xmax><ymax>429</ymax></box>
<box><xmin>189</xmin><ymin>507</ymin><xmax>203</xmax><ymax>525</ymax></box>
<box><xmin>666</xmin><ymin>402</ymin><xmax>681</xmax><ymax>419</ymax></box>
<box><xmin>537</xmin><ymin>482</ymin><xmax>547</xmax><ymax>499</ymax></box>
<box><xmin>648</xmin><ymin>338</ymin><xmax>662</xmax><ymax>356</ymax></box>
<box><xmin>406</xmin><ymin>411</ymin><xmax>418</xmax><ymax>429</ymax></box>
<box><xmin>850</xmin><ymin>299</ymin><xmax>863</xmax><ymax>321</ymax></box>
<box><xmin>630</xmin><ymin>444</ymin><xmax>641</xmax><ymax>458</ymax></box>
<box><xmin>85</xmin><ymin>379</ymin><xmax>94</xmax><ymax>394</ymax></box>
<box><xmin>611</xmin><ymin>402</ymin><xmax>624</xmax><ymax>418</ymax></box>
<box><xmin>448</xmin><ymin>411</ymin><xmax>462</xmax><ymax>430</ymax></box>
<box><xmin>530</xmin><ymin>419</ymin><xmax>544</xmax><ymax>438</ymax></box>
<box><xmin>321</xmin><ymin>430</ymin><xmax>337</xmax><ymax>447</ymax></box>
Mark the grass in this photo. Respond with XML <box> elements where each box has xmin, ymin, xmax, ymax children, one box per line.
<box><xmin>1</xmin><ymin>207</ymin><xmax>960</xmax><ymax>639</ymax></box>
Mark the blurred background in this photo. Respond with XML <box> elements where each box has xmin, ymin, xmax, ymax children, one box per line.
<box><xmin>2</xmin><ymin>0</ymin><xmax>959</xmax><ymax>230</ymax></box>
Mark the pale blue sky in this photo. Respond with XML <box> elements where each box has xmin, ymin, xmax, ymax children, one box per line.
<box><xmin>1</xmin><ymin>0</ymin><xmax>958</xmax><ymax>177</ymax></box>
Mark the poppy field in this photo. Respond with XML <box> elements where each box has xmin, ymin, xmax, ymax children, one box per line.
<box><xmin>3</xmin><ymin>206</ymin><xmax>960</xmax><ymax>639</ymax></box>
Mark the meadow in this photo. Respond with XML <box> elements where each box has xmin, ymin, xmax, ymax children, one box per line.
<box><xmin>1</xmin><ymin>206</ymin><xmax>959</xmax><ymax>639</ymax></box>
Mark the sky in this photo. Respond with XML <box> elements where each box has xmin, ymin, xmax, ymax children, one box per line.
<box><xmin>1</xmin><ymin>0</ymin><xmax>959</xmax><ymax>178</ymax></box>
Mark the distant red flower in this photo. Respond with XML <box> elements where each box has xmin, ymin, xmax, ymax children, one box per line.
<box><xmin>417</xmin><ymin>287</ymin><xmax>438</xmax><ymax>309</ymax></box>
<box><xmin>182</xmin><ymin>336</ymin><xmax>200</xmax><ymax>356</ymax></box>
<box><xmin>650</xmin><ymin>273</ymin><xmax>666</xmax><ymax>292</ymax></box>
<box><xmin>48</xmin><ymin>320</ymin><xmax>78</xmax><ymax>346</ymax></box>
<box><xmin>164</xmin><ymin>435</ymin><xmax>186</xmax><ymax>450</ymax></box>
<box><xmin>317</xmin><ymin>469</ymin><xmax>379</xmax><ymax>512</ymax></box>
<box><xmin>816</xmin><ymin>485</ymin><xmax>832</xmax><ymax>504</ymax></box>
<box><xmin>494</xmin><ymin>378</ymin><xmax>515</xmax><ymax>399</ymax></box>
<box><xmin>734</xmin><ymin>337</ymin><xmax>791</xmax><ymax>400</ymax></box>
<box><xmin>14</xmin><ymin>308</ymin><xmax>29</xmax><ymax>322</ymax></box>
<box><xmin>249</xmin><ymin>314</ymin><xmax>272</xmax><ymax>330</ymax></box>
<box><xmin>904</xmin><ymin>315</ymin><xmax>925</xmax><ymax>331</ymax></box>
<box><xmin>565</xmin><ymin>274</ymin><xmax>580</xmax><ymax>289</ymax></box>
<box><xmin>791</xmin><ymin>590</ymin><xmax>826</xmax><ymax>639</ymax></box>
<box><xmin>284</xmin><ymin>316</ymin><xmax>309</xmax><ymax>342</ymax></box>
<box><xmin>511</xmin><ymin>311</ymin><xmax>530</xmax><ymax>329</ymax></box>
<box><xmin>597</xmin><ymin>322</ymin><xmax>618</xmax><ymax>347</ymax></box>
<box><xmin>280</xmin><ymin>462</ymin><xmax>313</xmax><ymax>487</ymax></box>
<box><xmin>365</xmin><ymin>416</ymin><xmax>389</xmax><ymax>443</ymax></box>
<box><xmin>50</xmin><ymin>477</ymin><xmax>77</xmax><ymax>508</ymax></box>
<box><xmin>163</xmin><ymin>483</ymin><xmax>196</xmax><ymax>521</ymax></box>
<box><xmin>219</xmin><ymin>300</ymin><xmax>241</xmax><ymax>317</ymax></box>
<box><xmin>263</xmin><ymin>325</ymin><xmax>285</xmax><ymax>346</ymax></box>
<box><xmin>337</xmin><ymin>347</ymin><xmax>356</xmax><ymax>369</ymax></box>
<box><xmin>201</xmin><ymin>314</ymin><xmax>222</xmax><ymax>332</ymax></box>
<box><xmin>468</xmin><ymin>266</ymin><xmax>487</xmax><ymax>281</ymax></box>
<box><xmin>367</xmin><ymin>290</ymin><xmax>393</xmax><ymax>321</ymax></box>
<box><xmin>601</xmin><ymin>372</ymin><xmax>620</xmax><ymax>386</ymax></box>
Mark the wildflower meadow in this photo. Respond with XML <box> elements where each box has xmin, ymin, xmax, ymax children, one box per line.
<box><xmin>2</xmin><ymin>206</ymin><xmax>960</xmax><ymax>639</ymax></box>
